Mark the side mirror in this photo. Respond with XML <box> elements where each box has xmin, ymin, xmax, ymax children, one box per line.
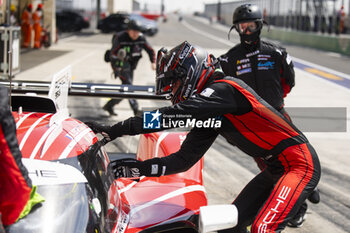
<box><xmin>199</xmin><ymin>204</ymin><xmax>238</xmax><ymax>233</ymax></box>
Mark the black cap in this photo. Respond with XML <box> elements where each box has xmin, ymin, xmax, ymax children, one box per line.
<box><xmin>127</xmin><ymin>19</ymin><xmax>141</xmax><ymax>31</ymax></box>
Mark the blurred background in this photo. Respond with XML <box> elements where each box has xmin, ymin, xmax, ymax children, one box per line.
<box><xmin>0</xmin><ymin>0</ymin><xmax>349</xmax><ymax>45</ymax></box>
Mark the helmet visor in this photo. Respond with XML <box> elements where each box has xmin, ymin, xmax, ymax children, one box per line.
<box><xmin>156</xmin><ymin>48</ymin><xmax>172</xmax><ymax>95</ymax></box>
<box><xmin>235</xmin><ymin>21</ymin><xmax>261</xmax><ymax>34</ymax></box>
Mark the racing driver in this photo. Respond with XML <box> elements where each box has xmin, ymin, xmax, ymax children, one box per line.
<box><xmin>86</xmin><ymin>41</ymin><xmax>321</xmax><ymax>233</ymax></box>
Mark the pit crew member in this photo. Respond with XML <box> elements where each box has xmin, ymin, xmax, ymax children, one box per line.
<box><xmin>103</xmin><ymin>19</ymin><xmax>156</xmax><ymax>116</ymax></box>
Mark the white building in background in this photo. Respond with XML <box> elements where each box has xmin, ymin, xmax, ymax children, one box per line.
<box><xmin>110</xmin><ymin>0</ymin><xmax>132</xmax><ymax>12</ymax></box>
<box><xmin>56</xmin><ymin>0</ymin><xmax>140</xmax><ymax>14</ymax></box>
<box><xmin>204</xmin><ymin>0</ymin><xmax>350</xmax><ymax>20</ymax></box>
<box><xmin>205</xmin><ymin>0</ymin><xmax>350</xmax><ymax>31</ymax></box>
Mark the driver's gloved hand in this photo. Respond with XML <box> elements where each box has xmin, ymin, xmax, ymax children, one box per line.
<box><xmin>85</xmin><ymin>121</ymin><xmax>121</xmax><ymax>143</ymax></box>
<box><xmin>113</xmin><ymin>158</ymin><xmax>142</xmax><ymax>179</ymax></box>
<box><xmin>112</xmin><ymin>158</ymin><xmax>165</xmax><ymax>179</ymax></box>
<box><xmin>85</xmin><ymin>121</ymin><xmax>110</xmax><ymax>134</ymax></box>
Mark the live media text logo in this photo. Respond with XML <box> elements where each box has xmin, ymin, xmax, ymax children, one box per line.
<box><xmin>143</xmin><ymin>110</ymin><xmax>222</xmax><ymax>129</ymax></box>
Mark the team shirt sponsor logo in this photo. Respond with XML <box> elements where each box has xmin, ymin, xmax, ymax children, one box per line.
<box><xmin>258</xmin><ymin>61</ymin><xmax>275</xmax><ymax>70</ymax></box>
<box><xmin>257</xmin><ymin>54</ymin><xmax>271</xmax><ymax>61</ymax></box>
<box><xmin>236</xmin><ymin>68</ymin><xmax>252</xmax><ymax>76</ymax></box>
<box><xmin>246</xmin><ymin>50</ymin><xmax>260</xmax><ymax>57</ymax></box>
<box><xmin>237</xmin><ymin>63</ymin><xmax>251</xmax><ymax>70</ymax></box>
<box><xmin>236</xmin><ymin>59</ymin><xmax>252</xmax><ymax>75</ymax></box>
<box><xmin>237</xmin><ymin>58</ymin><xmax>249</xmax><ymax>64</ymax></box>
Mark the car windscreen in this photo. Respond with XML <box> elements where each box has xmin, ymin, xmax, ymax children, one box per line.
<box><xmin>130</xmin><ymin>13</ymin><xmax>155</xmax><ymax>24</ymax></box>
<box><xmin>6</xmin><ymin>183</ymin><xmax>96</xmax><ymax>233</ymax></box>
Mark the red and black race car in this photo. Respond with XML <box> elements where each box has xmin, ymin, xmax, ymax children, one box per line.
<box><xmin>2</xmin><ymin>67</ymin><xmax>237</xmax><ymax>233</ymax></box>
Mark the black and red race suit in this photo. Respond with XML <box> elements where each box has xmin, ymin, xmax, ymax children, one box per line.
<box><xmin>0</xmin><ymin>87</ymin><xmax>32</xmax><ymax>226</ymax></box>
<box><xmin>113</xmin><ymin>74</ymin><xmax>321</xmax><ymax>232</ymax></box>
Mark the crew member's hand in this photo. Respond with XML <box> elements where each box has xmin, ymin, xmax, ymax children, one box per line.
<box><xmin>85</xmin><ymin>121</ymin><xmax>114</xmax><ymax>143</ymax></box>
<box><xmin>151</xmin><ymin>62</ymin><xmax>156</xmax><ymax>70</ymax></box>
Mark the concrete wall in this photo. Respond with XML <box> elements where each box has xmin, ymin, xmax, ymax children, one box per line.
<box><xmin>0</xmin><ymin>0</ymin><xmax>56</xmax><ymax>45</ymax></box>
<box><xmin>0</xmin><ymin>0</ymin><xmax>6</xmax><ymax>24</ymax></box>
<box><xmin>204</xmin><ymin>1</ymin><xmax>350</xmax><ymax>56</ymax></box>
<box><xmin>205</xmin><ymin>0</ymin><xmax>265</xmax><ymax>25</ymax></box>
<box><xmin>43</xmin><ymin>0</ymin><xmax>56</xmax><ymax>44</ymax></box>
<box><xmin>19</xmin><ymin>0</ymin><xmax>56</xmax><ymax>45</ymax></box>
<box><xmin>261</xmin><ymin>27</ymin><xmax>350</xmax><ymax>56</ymax></box>
<box><xmin>107</xmin><ymin>0</ymin><xmax>114</xmax><ymax>14</ymax></box>
<box><xmin>112</xmin><ymin>0</ymin><xmax>133</xmax><ymax>13</ymax></box>
<box><xmin>0</xmin><ymin>0</ymin><xmax>16</xmax><ymax>24</ymax></box>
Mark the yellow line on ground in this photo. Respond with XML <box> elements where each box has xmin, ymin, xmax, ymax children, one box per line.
<box><xmin>304</xmin><ymin>68</ymin><xmax>344</xmax><ymax>80</ymax></box>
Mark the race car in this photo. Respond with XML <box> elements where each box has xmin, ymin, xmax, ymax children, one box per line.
<box><xmin>2</xmin><ymin>66</ymin><xmax>237</xmax><ymax>233</ymax></box>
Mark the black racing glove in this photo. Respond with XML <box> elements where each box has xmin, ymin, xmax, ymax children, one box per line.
<box><xmin>112</xmin><ymin>158</ymin><xmax>165</xmax><ymax>179</ymax></box>
<box><xmin>85</xmin><ymin>121</ymin><xmax>122</xmax><ymax>143</ymax></box>
<box><xmin>112</xmin><ymin>158</ymin><xmax>142</xmax><ymax>179</ymax></box>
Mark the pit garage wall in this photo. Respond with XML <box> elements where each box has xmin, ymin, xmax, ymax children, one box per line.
<box><xmin>204</xmin><ymin>0</ymin><xmax>266</xmax><ymax>25</ymax></box>
<box><xmin>204</xmin><ymin>1</ymin><xmax>350</xmax><ymax>56</ymax></box>
<box><xmin>0</xmin><ymin>0</ymin><xmax>56</xmax><ymax>45</ymax></box>
<box><xmin>0</xmin><ymin>0</ymin><xmax>8</xmax><ymax>23</ymax></box>
<box><xmin>261</xmin><ymin>27</ymin><xmax>350</xmax><ymax>56</ymax></box>
<box><xmin>19</xmin><ymin>0</ymin><xmax>57</xmax><ymax>45</ymax></box>
<box><xmin>107</xmin><ymin>0</ymin><xmax>140</xmax><ymax>14</ymax></box>
<box><xmin>43</xmin><ymin>0</ymin><xmax>57</xmax><ymax>44</ymax></box>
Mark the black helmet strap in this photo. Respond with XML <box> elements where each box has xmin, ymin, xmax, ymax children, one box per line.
<box><xmin>227</xmin><ymin>25</ymin><xmax>235</xmax><ymax>40</ymax></box>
